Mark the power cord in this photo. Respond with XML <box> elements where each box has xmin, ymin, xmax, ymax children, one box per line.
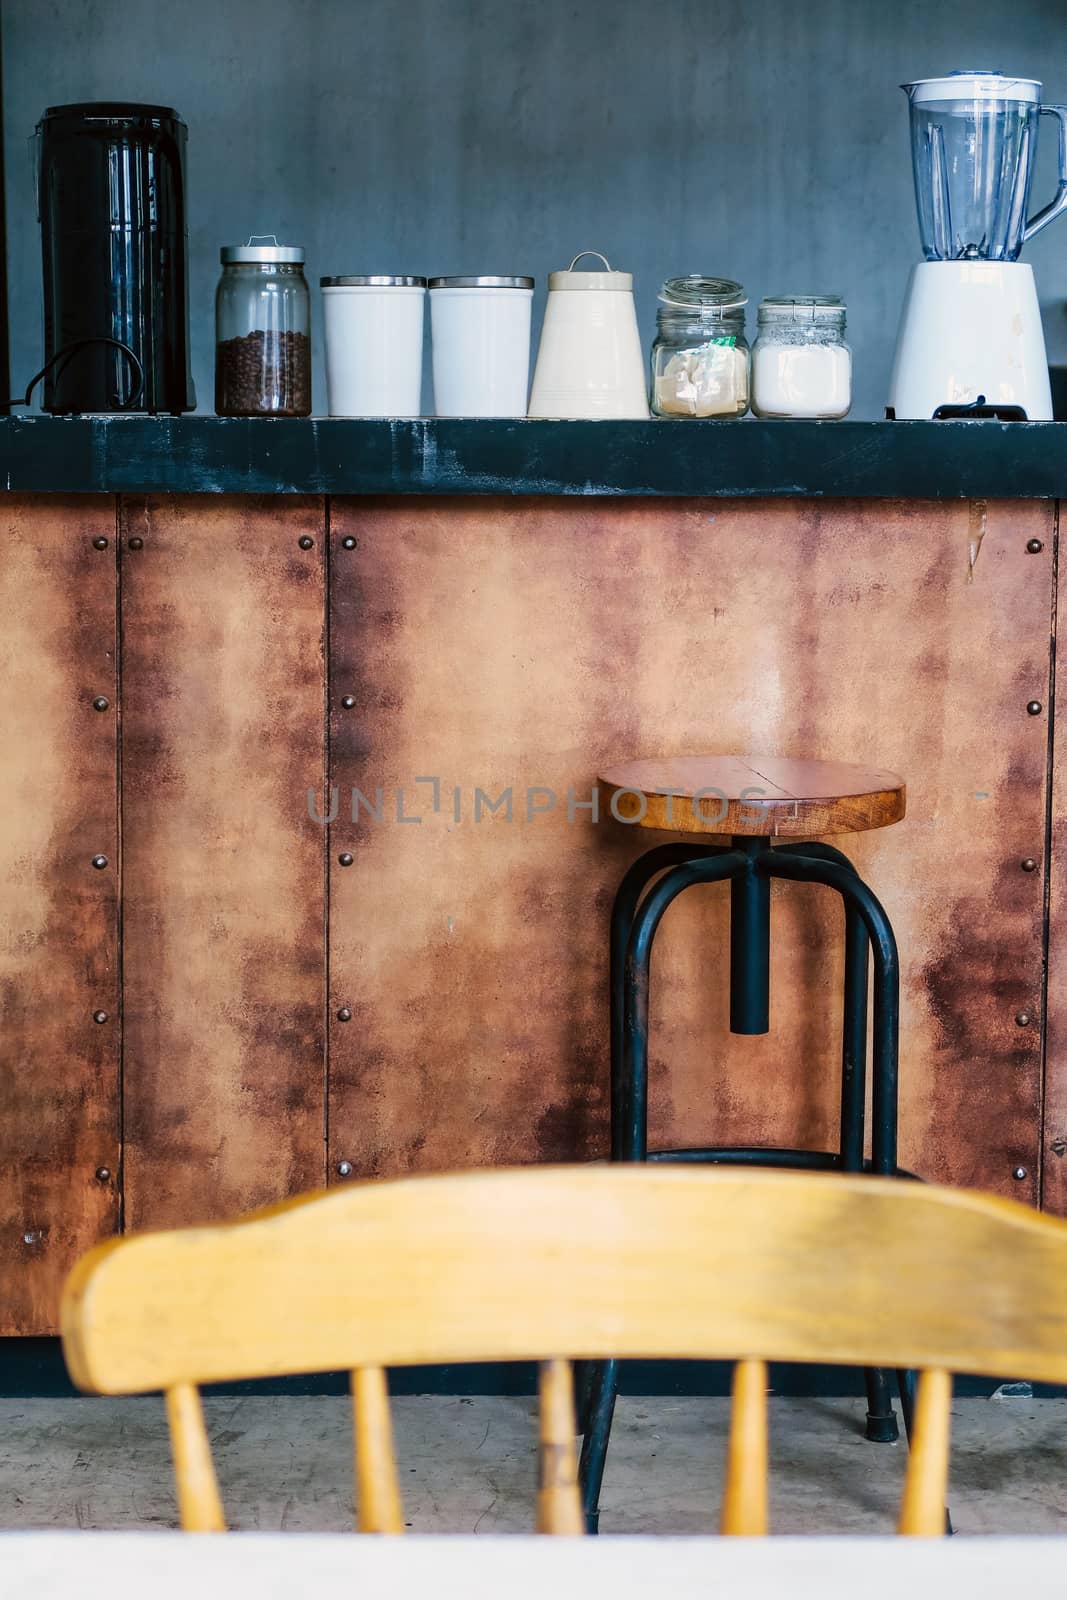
<box><xmin>1</xmin><ymin>336</ymin><xmax>145</xmax><ymax>411</ymax></box>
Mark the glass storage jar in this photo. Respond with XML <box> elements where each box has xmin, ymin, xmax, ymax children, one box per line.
<box><xmin>215</xmin><ymin>237</ymin><xmax>311</xmax><ymax>416</ymax></box>
<box><xmin>751</xmin><ymin>296</ymin><xmax>851</xmax><ymax>419</ymax></box>
<box><xmin>650</xmin><ymin>277</ymin><xmax>749</xmax><ymax>418</ymax></box>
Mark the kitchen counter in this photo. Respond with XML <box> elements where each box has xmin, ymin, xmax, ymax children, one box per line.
<box><xmin>4</xmin><ymin>425</ymin><xmax>1067</xmax><ymax>1338</ymax></box>
<box><xmin>1</xmin><ymin>414</ymin><xmax>1067</xmax><ymax>496</ymax></box>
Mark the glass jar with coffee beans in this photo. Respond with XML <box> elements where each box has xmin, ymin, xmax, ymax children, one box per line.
<box><xmin>215</xmin><ymin>237</ymin><xmax>311</xmax><ymax>416</ymax></box>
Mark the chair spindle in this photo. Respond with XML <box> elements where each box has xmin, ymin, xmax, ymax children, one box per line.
<box><xmin>165</xmin><ymin>1382</ymin><xmax>226</xmax><ymax>1532</ymax></box>
<box><xmin>536</xmin><ymin>1359</ymin><xmax>584</xmax><ymax>1534</ymax></box>
<box><xmin>352</xmin><ymin>1366</ymin><xmax>405</xmax><ymax>1533</ymax></box>
<box><xmin>720</xmin><ymin>1358</ymin><xmax>769</xmax><ymax>1535</ymax></box>
<box><xmin>897</xmin><ymin>1367</ymin><xmax>952</xmax><ymax>1535</ymax></box>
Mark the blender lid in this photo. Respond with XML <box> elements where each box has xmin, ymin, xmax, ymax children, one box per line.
<box><xmin>903</xmin><ymin>70</ymin><xmax>1041</xmax><ymax>104</ymax></box>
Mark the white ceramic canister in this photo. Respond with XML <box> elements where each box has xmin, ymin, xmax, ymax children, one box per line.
<box><xmin>429</xmin><ymin>275</ymin><xmax>534</xmax><ymax>417</ymax></box>
<box><xmin>528</xmin><ymin>251</ymin><xmax>649</xmax><ymax>419</ymax></box>
<box><xmin>321</xmin><ymin>275</ymin><xmax>426</xmax><ymax>417</ymax></box>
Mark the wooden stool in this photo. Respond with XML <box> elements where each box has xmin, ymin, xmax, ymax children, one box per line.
<box><xmin>579</xmin><ymin>754</ymin><xmax>908</xmax><ymax>1532</ymax></box>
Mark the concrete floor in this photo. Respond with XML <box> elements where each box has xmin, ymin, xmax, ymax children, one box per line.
<box><xmin>0</xmin><ymin>1395</ymin><xmax>1064</xmax><ymax>1535</ymax></box>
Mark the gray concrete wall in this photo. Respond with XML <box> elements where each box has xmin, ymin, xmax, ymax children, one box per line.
<box><xmin>4</xmin><ymin>0</ymin><xmax>1067</xmax><ymax>419</ymax></box>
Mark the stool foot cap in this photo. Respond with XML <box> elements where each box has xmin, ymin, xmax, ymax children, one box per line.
<box><xmin>865</xmin><ymin>1409</ymin><xmax>900</xmax><ymax>1444</ymax></box>
<box><xmin>585</xmin><ymin>1510</ymin><xmax>601</xmax><ymax>1535</ymax></box>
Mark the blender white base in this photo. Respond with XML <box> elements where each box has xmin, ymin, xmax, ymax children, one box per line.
<box><xmin>887</xmin><ymin>261</ymin><xmax>1052</xmax><ymax>421</ymax></box>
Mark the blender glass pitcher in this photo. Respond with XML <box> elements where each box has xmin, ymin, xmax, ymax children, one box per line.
<box><xmin>904</xmin><ymin>71</ymin><xmax>1067</xmax><ymax>260</ymax></box>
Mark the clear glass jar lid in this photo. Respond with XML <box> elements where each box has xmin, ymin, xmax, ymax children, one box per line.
<box><xmin>659</xmin><ymin>276</ymin><xmax>746</xmax><ymax>312</ymax></box>
<box><xmin>221</xmin><ymin>235</ymin><xmax>305</xmax><ymax>264</ymax></box>
<box><xmin>757</xmin><ymin>294</ymin><xmax>845</xmax><ymax>323</ymax></box>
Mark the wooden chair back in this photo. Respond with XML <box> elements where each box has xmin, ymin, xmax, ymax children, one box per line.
<box><xmin>61</xmin><ymin>1166</ymin><xmax>1067</xmax><ymax>1535</ymax></box>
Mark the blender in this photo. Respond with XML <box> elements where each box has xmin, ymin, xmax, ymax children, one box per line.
<box><xmin>887</xmin><ymin>71</ymin><xmax>1067</xmax><ymax>420</ymax></box>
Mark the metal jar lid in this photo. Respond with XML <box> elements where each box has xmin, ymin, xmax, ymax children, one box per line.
<box><xmin>221</xmin><ymin>235</ymin><xmax>305</xmax><ymax>264</ymax></box>
<box><xmin>428</xmin><ymin>275</ymin><xmax>534</xmax><ymax>288</ymax></box>
<box><xmin>321</xmin><ymin>275</ymin><xmax>427</xmax><ymax>287</ymax></box>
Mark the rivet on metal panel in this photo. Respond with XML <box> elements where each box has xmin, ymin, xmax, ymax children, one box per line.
<box><xmin>128</xmin><ymin>536</ymin><xmax>144</xmax><ymax>550</ymax></box>
<box><xmin>1012</xmin><ymin>1166</ymin><xmax>1028</xmax><ymax>1181</ymax></box>
<box><xmin>341</xmin><ymin>695</ymin><xmax>356</xmax><ymax>709</ymax></box>
<box><xmin>94</xmin><ymin>1166</ymin><xmax>111</xmax><ymax>1183</ymax></box>
<box><xmin>341</xmin><ymin>536</ymin><xmax>357</xmax><ymax>549</ymax></box>
<box><xmin>337</xmin><ymin>1160</ymin><xmax>354</xmax><ymax>1177</ymax></box>
<box><xmin>1021</xmin><ymin>858</ymin><xmax>1038</xmax><ymax>873</ymax></box>
<box><xmin>1026</xmin><ymin>539</ymin><xmax>1044</xmax><ymax>554</ymax></box>
<box><xmin>1027</xmin><ymin>700</ymin><xmax>1043</xmax><ymax>716</ymax></box>
<box><xmin>337</xmin><ymin>1007</ymin><xmax>352</xmax><ymax>1022</ymax></box>
<box><xmin>92</xmin><ymin>1010</ymin><xmax>109</xmax><ymax>1024</ymax></box>
<box><xmin>91</xmin><ymin>854</ymin><xmax>109</xmax><ymax>870</ymax></box>
<box><xmin>92</xmin><ymin>696</ymin><xmax>110</xmax><ymax>712</ymax></box>
<box><xmin>338</xmin><ymin>852</ymin><xmax>354</xmax><ymax>866</ymax></box>
<box><xmin>1015</xmin><ymin>1011</ymin><xmax>1033</xmax><ymax>1027</ymax></box>
<box><xmin>92</xmin><ymin>536</ymin><xmax>109</xmax><ymax>550</ymax></box>
<box><xmin>298</xmin><ymin>536</ymin><xmax>314</xmax><ymax>550</ymax></box>
<box><xmin>1051</xmin><ymin>1138</ymin><xmax>1067</xmax><ymax>1158</ymax></box>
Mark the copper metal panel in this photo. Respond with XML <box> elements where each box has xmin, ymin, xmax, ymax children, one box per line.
<box><xmin>328</xmin><ymin>497</ymin><xmax>1052</xmax><ymax>1201</ymax></box>
<box><xmin>0</xmin><ymin>497</ymin><xmax>119</xmax><ymax>1334</ymax></box>
<box><xmin>1043</xmin><ymin>509</ymin><xmax>1067</xmax><ymax>1214</ymax></box>
<box><xmin>120</xmin><ymin>496</ymin><xmax>326</xmax><ymax>1230</ymax></box>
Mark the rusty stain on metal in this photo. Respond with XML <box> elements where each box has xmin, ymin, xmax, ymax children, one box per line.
<box><xmin>120</xmin><ymin>496</ymin><xmax>327</xmax><ymax>1231</ymax></box>
<box><xmin>2</xmin><ymin>490</ymin><xmax>1059</xmax><ymax>1329</ymax></box>
<box><xmin>326</xmin><ymin>497</ymin><xmax>1052</xmax><ymax>1197</ymax></box>
<box><xmin>967</xmin><ymin>498</ymin><xmax>987</xmax><ymax>581</ymax></box>
<box><xmin>0</xmin><ymin>497</ymin><xmax>120</xmax><ymax>1334</ymax></box>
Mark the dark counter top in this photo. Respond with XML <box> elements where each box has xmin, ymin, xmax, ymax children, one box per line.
<box><xmin>1</xmin><ymin>414</ymin><xmax>1066</xmax><ymax>497</ymax></box>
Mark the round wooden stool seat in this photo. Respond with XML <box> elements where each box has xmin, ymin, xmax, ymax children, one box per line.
<box><xmin>598</xmin><ymin>754</ymin><xmax>906</xmax><ymax>838</ymax></box>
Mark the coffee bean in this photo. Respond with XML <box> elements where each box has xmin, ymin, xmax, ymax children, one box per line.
<box><xmin>215</xmin><ymin>329</ymin><xmax>311</xmax><ymax>416</ymax></box>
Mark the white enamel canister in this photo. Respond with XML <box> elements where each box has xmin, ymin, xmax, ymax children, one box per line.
<box><xmin>528</xmin><ymin>251</ymin><xmax>649</xmax><ymax>419</ymax></box>
<box><xmin>429</xmin><ymin>275</ymin><xmax>534</xmax><ymax>417</ymax></box>
<box><xmin>321</xmin><ymin>275</ymin><xmax>426</xmax><ymax>417</ymax></box>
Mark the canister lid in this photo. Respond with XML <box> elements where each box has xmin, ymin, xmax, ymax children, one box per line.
<box><xmin>321</xmin><ymin>275</ymin><xmax>427</xmax><ymax>287</ymax></box>
<box><xmin>222</xmin><ymin>235</ymin><xmax>305</xmax><ymax>264</ymax></box>
<box><xmin>547</xmin><ymin>252</ymin><xmax>632</xmax><ymax>291</ymax></box>
<box><xmin>903</xmin><ymin>70</ymin><xmax>1041</xmax><ymax>105</ymax></box>
<box><xmin>427</xmin><ymin>275</ymin><xmax>534</xmax><ymax>288</ymax></box>
<box><xmin>758</xmin><ymin>294</ymin><xmax>845</xmax><ymax>322</ymax></box>
<box><xmin>659</xmin><ymin>276</ymin><xmax>746</xmax><ymax>310</ymax></box>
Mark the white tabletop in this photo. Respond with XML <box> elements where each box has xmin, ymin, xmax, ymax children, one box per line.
<box><xmin>4</xmin><ymin>1532</ymin><xmax>1067</xmax><ymax>1599</ymax></box>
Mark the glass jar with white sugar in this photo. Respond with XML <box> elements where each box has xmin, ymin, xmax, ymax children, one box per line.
<box><xmin>650</xmin><ymin>277</ymin><xmax>750</xmax><ymax>419</ymax></box>
<box><xmin>751</xmin><ymin>296</ymin><xmax>851</xmax><ymax>419</ymax></box>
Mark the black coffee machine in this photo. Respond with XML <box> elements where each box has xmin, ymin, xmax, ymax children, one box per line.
<box><xmin>35</xmin><ymin>102</ymin><xmax>195</xmax><ymax>413</ymax></box>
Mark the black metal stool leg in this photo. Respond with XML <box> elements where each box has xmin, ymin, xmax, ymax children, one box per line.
<box><xmin>577</xmin><ymin>1359</ymin><xmax>618</xmax><ymax>1534</ymax></box>
<box><xmin>773</xmin><ymin>842</ymin><xmax>868</xmax><ymax>1168</ymax></box>
<box><xmin>577</xmin><ymin>845</ymin><xmax>725</xmax><ymax>1441</ymax></box>
<box><xmin>768</xmin><ymin>845</ymin><xmax>900</xmax><ymax>1442</ymax></box>
<box><xmin>610</xmin><ymin>844</ymin><xmax>726</xmax><ymax>1161</ymax></box>
<box><xmin>580</xmin><ymin>848</ymin><xmax>748</xmax><ymax>1532</ymax></box>
<box><xmin>731</xmin><ymin>839</ymin><xmax>771</xmax><ymax>1034</ymax></box>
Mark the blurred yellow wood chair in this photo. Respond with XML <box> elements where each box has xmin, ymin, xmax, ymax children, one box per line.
<box><xmin>61</xmin><ymin>1166</ymin><xmax>1067</xmax><ymax>1536</ymax></box>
